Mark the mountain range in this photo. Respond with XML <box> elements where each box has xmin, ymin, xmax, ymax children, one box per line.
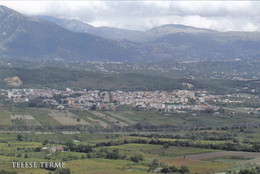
<box><xmin>36</xmin><ymin>15</ymin><xmax>216</xmax><ymax>42</ymax></box>
<box><xmin>0</xmin><ymin>5</ymin><xmax>153</xmax><ymax>62</ymax></box>
<box><xmin>1</xmin><ymin>5</ymin><xmax>260</xmax><ymax>62</ymax></box>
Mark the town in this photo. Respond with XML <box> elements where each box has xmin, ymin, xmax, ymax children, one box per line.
<box><xmin>2</xmin><ymin>88</ymin><xmax>259</xmax><ymax>114</ymax></box>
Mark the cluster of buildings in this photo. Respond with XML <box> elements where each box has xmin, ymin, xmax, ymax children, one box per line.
<box><xmin>111</xmin><ymin>90</ymin><xmax>218</xmax><ymax>112</ymax></box>
<box><xmin>41</xmin><ymin>146</ymin><xmax>64</xmax><ymax>153</ymax></box>
<box><xmin>1</xmin><ymin>88</ymin><xmax>225</xmax><ymax>113</ymax></box>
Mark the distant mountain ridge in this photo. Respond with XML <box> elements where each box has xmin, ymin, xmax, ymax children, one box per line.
<box><xmin>36</xmin><ymin>15</ymin><xmax>145</xmax><ymax>41</ymax></box>
<box><xmin>0</xmin><ymin>5</ymin><xmax>153</xmax><ymax>62</ymax></box>
<box><xmin>36</xmin><ymin>15</ymin><xmax>216</xmax><ymax>42</ymax></box>
<box><xmin>35</xmin><ymin>15</ymin><xmax>260</xmax><ymax>61</ymax></box>
<box><xmin>1</xmin><ymin>5</ymin><xmax>260</xmax><ymax>62</ymax></box>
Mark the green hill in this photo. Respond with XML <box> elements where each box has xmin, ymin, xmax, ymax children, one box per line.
<box><xmin>0</xmin><ymin>67</ymin><xmax>198</xmax><ymax>90</ymax></box>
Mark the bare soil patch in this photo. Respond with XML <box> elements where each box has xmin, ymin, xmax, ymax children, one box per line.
<box><xmin>11</xmin><ymin>114</ymin><xmax>35</xmax><ymax>120</ymax></box>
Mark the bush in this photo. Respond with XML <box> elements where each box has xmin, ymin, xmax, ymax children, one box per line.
<box><xmin>42</xmin><ymin>139</ymin><xmax>49</xmax><ymax>146</ymax></box>
<box><xmin>163</xmin><ymin>143</ymin><xmax>169</xmax><ymax>149</ymax></box>
<box><xmin>169</xmin><ymin>165</ymin><xmax>178</xmax><ymax>172</ymax></box>
<box><xmin>179</xmin><ymin>166</ymin><xmax>190</xmax><ymax>174</ymax></box>
<box><xmin>161</xmin><ymin>167</ymin><xmax>170</xmax><ymax>173</ymax></box>
<box><xmin>17</xmin><ymin>134</ymin><xmax>23</xmax><ymax>141</ymax></box>
<box><xmin>106</xmin><ymin>149</ymin><xmax>120</xmax><ymax>159</ymax></box>
<box><xmin>130</xmin><ymin>154</ymin><xmax>144</xmax><ymax>163</ymax></box>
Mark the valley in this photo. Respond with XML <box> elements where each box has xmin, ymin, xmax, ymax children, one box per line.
<box><xmin>1</xmin><ymin>3</ymin><xmax>260</xmax><ymax>174</ymax></box>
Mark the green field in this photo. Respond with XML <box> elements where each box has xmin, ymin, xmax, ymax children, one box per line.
<box><xmin>0</xmin><ymin>107</ymin><xmax>10</xmax><ymax>125</ymax></box>
<box><xmin>0</xmin><ymin>106</ymin><xmax>259</xmax><ymax>132</ymax></box>
<box><xmin>0</xmin><ymin>106</ymin><xmax>260</xmax><ymax>173</ymax></box>
<box><xmin>0</xmin><ymin>132</ymin><xmax>259</xmax><ymax>174</ymax></box>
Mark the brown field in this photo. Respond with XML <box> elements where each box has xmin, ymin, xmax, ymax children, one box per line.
<box><xmin>11</xmin><ymin>114</ymin><xmax>41</xmax><ymax>126</ymax></box>
<box><xmin>49</xmin><ymin>110</ymin><xmax>90</xmax><ymax>126</ymax></box>
<box><xmin>11</xmin><ymin>114</ymin><xmax>35</xmax><ymax>120</ymax></box>
<box><xmin>89</xmin><ymin>111</ymin><xmax>128</xmax><ymax>127</ymax></box>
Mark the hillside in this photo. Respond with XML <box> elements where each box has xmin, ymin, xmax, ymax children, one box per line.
<box><xmin>36</xmin><ymin>15</ymin><xmax>144</xmax><ymax>41</ymax></box>
<box><xmin>37</xmin><ymin>14</ymin><xmax>260</xmax><ymax>62</ymax></box>
<box><xmin>0</xmin><ymin>5</ymin><xmax>151</xmax><ymax>62</ymax></box>
<box><xmin>2</xmin><ymin>5</ymin><xmax>260</xmax><ymax>62</ymax></box>
<box><xmin>0</xmin><ymin>67</ymin><xmax>200</xmax><ymax>90</ymax></box>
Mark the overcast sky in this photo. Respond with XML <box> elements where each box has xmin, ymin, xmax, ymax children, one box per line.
<box><xmin>1</xmin><ymin>1</ymin><xmax>260</xmax><ymax>32</ymax></box>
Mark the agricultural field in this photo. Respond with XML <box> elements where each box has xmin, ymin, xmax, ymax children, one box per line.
<box><xmin>0</xmin><ymin>107</ymin><xmax>11</xmax><ymax>125</ymax></box>
<box><xmin>0</xmin><ymin>132</ymin><xmax>259</xmax><ymax>174</ymax></box>
<box><xmin>103</xmin><ymin>110</ymin><xmax>185</xmax><ymax>126</ymax></box>
<box><xmin>89</xmin><ymin>111</ymin><xmax>129</xmax><ymax>127</ymax></box>
<box><xmin>48</xmin><ymin>110</ymin><xmax>89</xmax><ymax>126</ymax></box>
<box><xmin>0</xmin><ymin>107</ymin><xmax>260</xmax><ymax>173</ymax></box>
<box><xmin>1</xmin><ymin>106</ymin><xmax>260</xmax><ymax>131</ymax></box>
<box><xmin>71</xmin><ymin>110</ymin><xmax>109</xmax><ymax>128</ymax></box>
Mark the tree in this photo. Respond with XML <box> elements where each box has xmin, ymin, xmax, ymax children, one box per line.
<box><xmin>24</xmin><ymin>154</ymin><xmax>28</xmax><ymax>158</ymax></box>
<box><xmin>106</xmin><ymin>149</ymin><xmax>120</xmax><ymax>159</ymax></box>
<box><xmin>42</xmin><ymin>139</ymin><xmax>49</xmax><ymax>146</ymax></box>
<box><xmin>17</xmin><ymin>134</ymin><xmax>23</xmax><ymax>141</ymax></box>
<box><xmin>179</xmin><ymin>166</ymin><xmax>190</xmax><ymax>174</ymax></box>
<box><xmin>163</xmin><ymin>143</ymin><xmax>169</xmax><ymax>149</ymax></box>
<box><xmin>169</xmin><ymin>165</ymin><xmax>178</xmax><ymax>172</ymax></box>
<box><xmin>152</xmin><ymin>159</ymin><xmax>159</xmax><ymax>166</ymax></box>
<box><xmin>130</xmin><ymin>154</ymin><xmax>144</xmax><ymax>163</ymax></box>
<box><xmin>65</xmin><ymin>140</ymin><xmax>75</xmax><ymax>150</ymax></box>
<box><xmin>161</xmin><ymin>167</ymin><xmax>170</xmax><ymax>173</ymax></box>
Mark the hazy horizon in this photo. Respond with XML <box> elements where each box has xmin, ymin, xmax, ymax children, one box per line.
<box><xmin>1</xmin><ymin>1</ymin><xmax>260</xmax><ymax>32</ymax></box>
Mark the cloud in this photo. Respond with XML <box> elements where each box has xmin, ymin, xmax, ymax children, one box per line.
<box><xmin>0</xmin><ymin>1</ymin><xmax>260</xmax><ymax>31</ymax></box>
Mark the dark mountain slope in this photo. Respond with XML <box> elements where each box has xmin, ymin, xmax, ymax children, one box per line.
<box><xmin>0</xmin><ymin>5</ymin><xmax>149</xmax><ymax>62</ymax></box>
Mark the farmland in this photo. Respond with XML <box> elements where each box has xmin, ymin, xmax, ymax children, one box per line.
<box><xmin>0</xmin><ymin>106</ymin><xmax>260</xmax><ymax>173</ymax></box>
<box><xmin>0</xmin><ymin>132</ymin><xmax>260</xmax><ymax>174</ymax></box>
<box><xmin>0</xmin><ymin>107</ymin><xmax>11</xmax><ymax>125</ymax></box>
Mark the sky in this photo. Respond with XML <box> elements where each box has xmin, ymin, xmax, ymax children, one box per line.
<box><xmin>0</xmin><ymin>1</ymin><xmax>260</xmax><ymax>32</ymax></box>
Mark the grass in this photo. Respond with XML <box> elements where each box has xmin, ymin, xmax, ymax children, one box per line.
<box><xmin>0</xmin><ymin>132</ymin><xmax>259</xmax><ymax>174</ymax></box>
<box><xmin>68</xmin><ymin>158</ymin><xmax>148</xmax><ymax>174</ymax></box>
<box><xmin>104</xmin><ymin>110</ymin><xmax>185</xmax><ymax>126</ymax></box>
<box><xmin>163</xmin><ymin>158</ymin><xmax>233</xmax><ymax>174</ymax></box>
<box><xmin>158</xmin><ymin>138</ymin><xmax>227</xmax><ymax>145</ymax></box>
<box><xmin>71</xmin><ymin>110</ymin><xmax>107</xmax><ymax>127</ymax></box>
<box><xmin>1</xmin><ymin>106</ymin><xmax>260</xmax><ymax>173</ymax></box>
<box><xmin>101</xmin><ymin>143</ymin><xmax>216</xmax><ymax>161</ymax></box>
<box><xmin>4</xmin><ymin>106</ymin><xmax>260</xmax><ymax>130</ymax></box>
<box><xmin>26</xmin><ymin>108</ymin><xmax>61</xmax><ymax>126</ymax></box>
<box><xmin>9</xmin><ymin>107</ymin><xmax>61</xmax><ymax>126</ymax></box>
<box><xmin>103</xmin><ymin>111</ymin><xmax>135</xmax><ymax>125</ymax></box>
<box><xmin>0</xmin><ymin>107</ymin><xmax>11</xmax><ymax>125</ymax></box>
